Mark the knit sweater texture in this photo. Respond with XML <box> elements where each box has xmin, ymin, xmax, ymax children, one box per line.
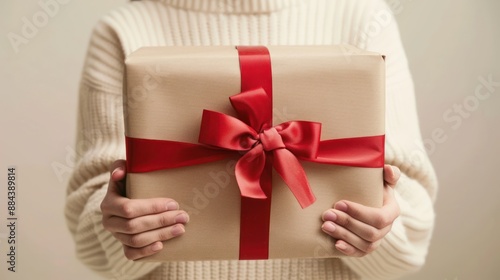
<box><xmin>65</xmin><ymin>0</ymin><xmax>438</xmax><ymax>279</ymax></box>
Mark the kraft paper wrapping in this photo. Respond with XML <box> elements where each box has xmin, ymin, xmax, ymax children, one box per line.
<box><xmin>123</xmin><ymin>45</ymin><xmax>385</xmax><ymax>261</ymax></box>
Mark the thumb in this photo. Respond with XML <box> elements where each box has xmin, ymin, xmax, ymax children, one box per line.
<box><xmin>383</xmin><ymin>164</ymin><xmax>400</xmax><ymax>188</ymax></box>
<box><xmin>108</xmin><ymin>159</ymin><xmax>127</xmax><ymax>196</ymax></box>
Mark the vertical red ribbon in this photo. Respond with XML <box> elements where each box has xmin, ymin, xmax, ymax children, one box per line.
<box><xmin>237</xmin><ymin>46</ymin><xmax>273</xmax><ymax>260</ymax></box>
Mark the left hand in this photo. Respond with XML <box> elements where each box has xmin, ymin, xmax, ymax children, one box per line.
<box><xmin>321</xmin><ymin>164</ymin><xmax>401</xmax><ymax>257</ymax></box>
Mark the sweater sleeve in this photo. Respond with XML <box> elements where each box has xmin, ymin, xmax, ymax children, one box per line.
<box><xmin>64</xmin><ymin>19</ymin><xmax>161</xmax><ymax>279</ymax></box>
<box><xmin>341</xmin><ymin>1</ymin><xmax>438</xmax><ymax>279</ymax></box>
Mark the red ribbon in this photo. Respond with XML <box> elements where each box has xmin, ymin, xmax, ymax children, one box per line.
<box><xmin>125</xmin><ymin>46</ymin><xmax>385</xmax><ymax>260</ymax></box>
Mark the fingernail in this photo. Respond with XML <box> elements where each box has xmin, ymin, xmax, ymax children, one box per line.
<box><xmin>334</xmin><ymin>201</ymin><xmax>348</xmax><ymax>212</ymax></box>
<box><xmin>152</xmin><ymin>242</ymin><xmax>163</xmax><ymax>252</ymax></box>
<box><xmin>175</xmin><ymin>213</ymin><xmax>189</xmax><ymax>224</ymax></box>
<box><xmin>323</xmin><ymin>210</ymin><xmax>337</xmax><ymax>222</ymax></box>
<box><xmin>392</xmin><ymin>166</ymin><xmax>401</xmax><ymax>178</ymax></box>
<box><xmin>171</xmin><ymin>224</ymin><xmax>185</xmax><ymax>236</ymax></box>
<box><xmin>167</xmin><ymin>201</ymin><xmax>179</xmax><ymax>211</ymax></box>
<box><xmin>322</xmin><ymin>222</ymin><xmax>336</xmax><ymax>233</ymax></box>
<box><xmin>335</xmin><ymin>242</ymin><xmax>347</xmax><ymax>251</ymax></box>
<box><xmin>111</xmin><ymin>167</ymin><xmax>122</xmax><ymax>177</ymax></box>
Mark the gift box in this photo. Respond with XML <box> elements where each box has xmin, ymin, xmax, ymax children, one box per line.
<box><xmin>123</xmin><ymin>45</ymin><xmax>385</xmax><ymax>261</ymax></box>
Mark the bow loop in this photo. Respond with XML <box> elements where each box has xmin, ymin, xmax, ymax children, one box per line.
<box><xmin>275</xmin><ymin>121</ymin><xmax>322</xmax><ymax>159</ymax></box>
<box><xmin>230</xmin><ymin>88</ymin><xmax>272</xmax><ymax>132</ymax></box>
<box><xmin>199</xmin><ymin>110</ymin><xmax>258</xmax><ymax>151</ymax></box>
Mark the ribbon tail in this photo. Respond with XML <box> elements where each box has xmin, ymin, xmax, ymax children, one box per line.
<box><xmin>273</xmin><ymin>149</ymin><xmax>316</xmax><ymax>208</ymax></box>
<box><xmin>235</xmin><ymin>145</ymin><xmax>267</xmax><ymax>199</ymax></box>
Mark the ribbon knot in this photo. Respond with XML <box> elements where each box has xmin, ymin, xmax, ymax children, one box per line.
<box><xmin>258</xmin><ymin>127</ymin><xmax>286</xmax><ymax>151</ymax></box>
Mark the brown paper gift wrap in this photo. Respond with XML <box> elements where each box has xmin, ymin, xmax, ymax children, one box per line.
<box><xmin>124</xmin><ymin>45</ymin><xmax>385</xmax><ymax>261</ymax></box>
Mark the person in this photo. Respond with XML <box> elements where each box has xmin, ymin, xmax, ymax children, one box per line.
<box><xmin>65</xmin><ymin>0</ymin><xmax>438</xmax><ymax>279</ymax></box>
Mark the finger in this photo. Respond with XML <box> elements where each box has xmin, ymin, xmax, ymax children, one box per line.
<box><xmin>123</xmin><ymin>241</ymin><xmax>163</xmax><ymax>261</ymax></box>
<box><xmin>114</xmin><ymin>224</ymin><xmax>185</xmax><ymax>248</ymax></box>
<box><xmin>102</xmin><ymin>197</ymin><xmax>180</xmax><ymax>219</ymax></box>
<box><xmin>104</xmin><ymin>210</ymin><xmax>189</xmax><ymax>234</ymax></box>
<box><xmin>334</xmin><ymin>240</ymin><xmax>375</xmax><ymax>257</ymax></box>
<box><xmin>322</xmin><ymin>209</ymin><xmax>391</xmax><ymax>243</ymax></box>
<box><xmin>333</xmin><ymin>197</ymin><xmax>399</xmax><ymax>230</ymax></box>
<box><xmin>383</xmin><ymin>164</ymin><xmax>400</xmax><ymax>188</ymax></box>
<box><xmin>321</xmin><ymin>221</ymin><xmax>380</xmax><ymax>254</ymax></box>
<box><xmin>109</xmin><ymin>159</ymin><xmax>127</xmax><ymax>174</ymax></box>
<box><xmin>107</xmin><ymin>160</ymin><xmax>127</xmax><ymax>196</ymax></box>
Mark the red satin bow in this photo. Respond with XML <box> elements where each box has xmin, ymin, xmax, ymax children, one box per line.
<box><xmin>199</xmin><ymin>87</ymin><xmax>318</xmax><ymax>208</ymax></box>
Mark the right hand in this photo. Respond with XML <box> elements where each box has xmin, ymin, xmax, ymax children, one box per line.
<box><xmin>101</xmin><ymin>160</ymin><xmax>189</xmax><ymax>260</ymax></box>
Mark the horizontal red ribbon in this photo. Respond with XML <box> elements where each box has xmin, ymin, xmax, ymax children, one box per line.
<box><xmin>125</xmin><ymin>135</ymin><xmax>384</xmax><ymax>172</ymax></box>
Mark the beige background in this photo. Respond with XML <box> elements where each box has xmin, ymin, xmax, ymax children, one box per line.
<box><xmin>0</xmin><ymin>0</ymin><xmax>498</xmax><ymax>279</ymax></box>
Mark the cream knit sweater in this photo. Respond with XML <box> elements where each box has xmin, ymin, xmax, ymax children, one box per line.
<box><xmin>65</xmin><ymin>0</ymin><xmax>438</xmax><ymax>279</ymax></box>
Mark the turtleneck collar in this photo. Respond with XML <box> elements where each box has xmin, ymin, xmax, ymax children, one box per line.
<box><xmin>152</xmin><ymin>0</ymin><xmax>304</xmax><ymax>14</ymax></box>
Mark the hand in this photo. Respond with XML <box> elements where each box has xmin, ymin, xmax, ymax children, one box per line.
<box><xmin>321</xmin><ymin>164</ymin><xmax>401</xmax><ymax>257</ymax></box>
<box><xmin>101</xmin><ymin>160</ymin><xmax>189</xmax><ymax>260</ymax></box>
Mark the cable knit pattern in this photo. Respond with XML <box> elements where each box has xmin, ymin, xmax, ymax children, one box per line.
<box><xmin>65</xmin><ymin>0</ymin><xmax>438</xmax><ymax>279</ymax></box>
